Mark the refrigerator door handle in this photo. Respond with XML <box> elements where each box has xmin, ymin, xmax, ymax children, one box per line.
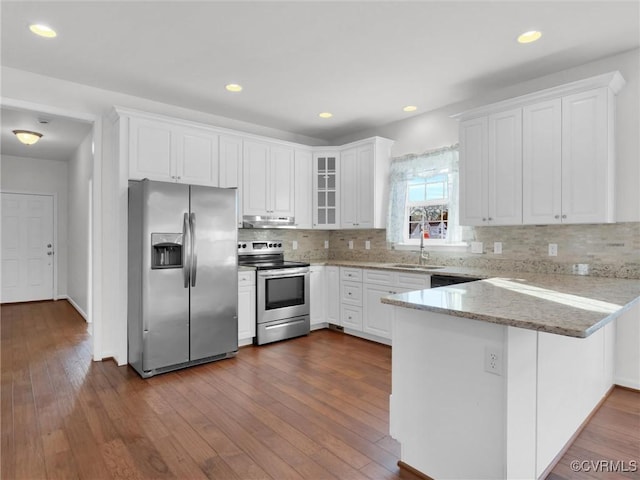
<box><xmin>190</xmin><ymin>212</ymin><xmax>198</xmax><ymax>287</ymax></box>
<box><xmin>183</xmin><ymin>212</ymin><xmax>191</xmax><ymax>288</ymax></box>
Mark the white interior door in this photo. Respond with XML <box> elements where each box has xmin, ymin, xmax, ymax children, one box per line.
<box><xmin>1</xmin><ymin>193</ymin><xmax>54</xmax><ymax>303</ymax></box>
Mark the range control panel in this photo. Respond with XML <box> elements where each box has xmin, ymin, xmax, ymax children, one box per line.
<box><xmin>237</xmin><ymin>240</ymin><xmax>284</xmax><ymax>255</ymax></box>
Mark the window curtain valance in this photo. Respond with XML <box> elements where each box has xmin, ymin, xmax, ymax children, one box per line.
<box><xmin>387</xmin><ymin>144</ymin><xmax>460</xmax><ymax>244</ymax></box>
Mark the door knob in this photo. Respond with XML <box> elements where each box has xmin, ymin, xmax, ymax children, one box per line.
<box><xmin>47</xmin><ymin>252</ymin><xmax>53</xmax><ymax>256</ymax></box>
<box><xmin>47</xmin><ymin>244</ymin><xmax>52</xmax><ymax>248</ymax></box>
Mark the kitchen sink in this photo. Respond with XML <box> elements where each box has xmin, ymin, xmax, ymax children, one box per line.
<box><xmin>389</xmin><ymin>264</ymin><xmax>445</xmax><ymax>271</ymax></box>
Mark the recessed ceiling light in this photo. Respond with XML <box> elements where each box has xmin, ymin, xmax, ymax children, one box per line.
<box><xmin>29</xmin><ymin>24</ymin><xmax>57</xmax><ymax>38</ymax></box>
<box><xmin>517</xmin><ymin>30</ymin><xmax>542</xmax><ymax>44</ymax></box>
<box><xmin>403</xmin><ymin>106</ymin><xmax>418</xmax><ymax>112</ymax></box>
<box><xmin>318</xmin><ymin>112</ymin><xmax>333</xmax><ymax>119</ymax></box>
<box><xmin>13</xmin><ymin>130</ymin><xmax>43</xmax><ymax>145</ymax></box>
<box><xmin>225</xmin><ymin>83</ymin><xmax>243</xmax><ymax>92</ymax></box>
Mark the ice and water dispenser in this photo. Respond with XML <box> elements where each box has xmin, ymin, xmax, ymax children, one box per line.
<box><xmin>151</xmin><ymin>233</ymin><xmax>183</xmax><ymax>269</ymax></box>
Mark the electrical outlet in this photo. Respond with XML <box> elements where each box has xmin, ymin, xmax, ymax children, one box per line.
<box><xmin>292</xmin><ymin>240</ymin><xmax>298</xmax><ymax>250</ymax></box>
<box><xmin>348</xmin><ymin>240</ymin><xmax>354</xmax><ymax>250</ymax></box>
<box><xmin>494</xmin><ymin>242</ymin><xmax>502</xmax><ymax>255</ymax></box>
<box><xmin>471</xmin><ymin>241</ymin><xmax>483</xmax><ymax>254</ymax></box>
<box><xmin>365</xmin><ymin>240</ymin><xmax>371</xmax><ymax>250</ymax></box>
<box><xmin>484</xmin><ymin>347</ymin><xmax>503</xmax><ymax>376</ymax></box>
<box><xmin>548</xmin><ymin>243</ymin><xmax>558</xmax><ymax>256</ymax></box>
<box><xmin>324</xmin><ymin>240</ymin><xmax>329</xmax><ymax>249</ymax></box>
<box><xmin>572</xmin><ymin>263</ymin><xmax>589</xmax><ymax>275</ymax></box>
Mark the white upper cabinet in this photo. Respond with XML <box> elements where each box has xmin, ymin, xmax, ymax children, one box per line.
<box><xmin>219</xmin><ymin>134</ymin><xmax>244</xmax><ymax>227</ymax></box>
<box><xmin>294</xmin><ymin>149</ymin><xmax>313</xmax><ymax>229</ymax></box>
<box><xmin>488</xmin><ymin>109</ymin><xmax>522</xmax><ymax>225</ymax></box>
<box><xmin>243</xmin><ymin>140</ymin><xmax>294</xmax><ymax>217</ymax></box>
<box><xmin>457</xmin><ymin>71</ymin><xmax>624</xmax><ymax>226</ymax></box>
<box><xmin>459</xmin><ymin>117</ymin><xmax>488</xmax><ymax>226</ymax></box>
<box><xmin>176</xmin><ymin>127</ymin><xmax>219</xmax><ymax>186</ymax></box>
<box><xmin>128</xmin><ymin>117</ymin><xmax>174</xmax><ymax>181</ymax></box>
<box><xmin>340</xmin><ymin>138</ymin><xmax>393</xmax><ymax>229</ymax></box>
<box><xmin>561</xmin><ymin>88</ymin><xmax>613</xmax><ymax>224</ymax></box>
<box><xmin>523</xmin><ymin>88</ymin><xmax>614</xmax><ymax>224</ymax></box>
<box><xmin>523</xmin><ymin>99</ymin><xmax>562</xmax><ymax>224</ymax></box>
<box><xmin>313</xmin><ymin>152</ymin><xmax>340</xmax><ymax>229</ymax></box>
<box><xmin>128</xmin><ymin>116</ymin><xmax>219</xmax><ymax>187</ymax></box>
<box><xmin>459</xmin><ymin>109</ymin><xmax>522</xmax><ymax>226</ymax></box>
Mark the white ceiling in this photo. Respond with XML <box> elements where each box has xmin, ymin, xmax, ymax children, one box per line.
<box><xmin>1</xmin><ymin>107</ymin><xmax>92</xmax><ymax>161</ymax></box>
<box><xmin>1</xmin><ymin>1</ymin><xmax>638</xmax><ymax>145</ymax></box>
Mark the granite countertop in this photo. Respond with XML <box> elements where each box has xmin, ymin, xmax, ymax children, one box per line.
<box><xmin>315</xmin><ymin>260</ymin><xmax>491</xmax><ymax>279</ymax></box>
<box><xmin>381</xmin><ymin>273</ymin><xmax>640</xmax><ymax>338</ymax></box>
<box><xmin>314</xmin><ymin>260</ymin><xmax>639</xmax><ymax>338</ymax></box>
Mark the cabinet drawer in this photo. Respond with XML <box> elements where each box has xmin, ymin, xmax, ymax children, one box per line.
<box><xmin>363</xmin><ymin>269</ymin><xmax>396</xmax><ymax>286</ymax></box>
<box><xmin>341</xmin><ymin>304</ymin><xmax>363</xmax><ymax>331</ymax></box>
<box><xmin>341</xmin><ymin>267</ymin><xmax>363</xmax><ymax>282</ymax></box>
<box><xmin>396</xmin><ymin>272</ymin><xmax>430</xmax><ymax>289</ymax></box>
<box><xmin>341</xmin><ymin>281</ymin><xmax>363</xmax><ymax>306</ymax></box>
<box><xmin>238</xmin><ymin>270</ymin><xmax>256</xmax><ymax>286</ymax></box>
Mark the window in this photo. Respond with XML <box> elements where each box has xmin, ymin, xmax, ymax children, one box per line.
<box><xmin>387</xmin><ymin>145</ymin><xmax>462</xmax><ymax>246</ymax></box>
<box><xmin>407</xmin><ymin>174</ymin><xmax>450</xmax><ymax>241</ymax></box>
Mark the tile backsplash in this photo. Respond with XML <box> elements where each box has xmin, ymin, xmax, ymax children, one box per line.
<box><xmin>239</xmin><ymin>222</ymin><xmax>640</xmax><ymax>279</ymax></box>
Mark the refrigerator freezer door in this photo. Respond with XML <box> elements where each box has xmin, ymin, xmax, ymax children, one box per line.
<box><xmin>189</xmin><ymin>186</ymin><xmax>239</xmax><ymax>360</ymax></box>
<box><xmin>142</xmin><ymin>180</ymin><xmax>190</xmax><ymax>371</ymax></box>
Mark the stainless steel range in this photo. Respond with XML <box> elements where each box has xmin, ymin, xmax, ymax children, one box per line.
<box><xmin>238</xmin><ymin>240</ymin><xmax>310</xmax><ymax>345</ymax></box>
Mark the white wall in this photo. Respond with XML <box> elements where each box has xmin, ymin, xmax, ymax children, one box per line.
<box><xmin>67</xmin><ymin>130</ymin><xmax>93</xmax><ymax>320</ymax></box>
<box><xmin>1</xmin><ymin>155</ymin><xmax>69</xmax><ymax>298</ymax></box>
<box><xmin>332</xmin><ymin>48</ymin><xmax>640</xmax><ymax>222</ymax></box>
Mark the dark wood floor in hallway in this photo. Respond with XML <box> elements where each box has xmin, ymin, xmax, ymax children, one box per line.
<box><xmin>1</xmin><ymin>300</ymin><xmax>401</xmax><ymax>480</ymax></box>
<box><xmin>2</xmin><ymin>300</ymin><xmax>638</xmax><ymax>479</ymax></box>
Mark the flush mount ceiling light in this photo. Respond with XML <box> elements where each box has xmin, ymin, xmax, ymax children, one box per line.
<box><xmin>13</xmin><ymin>130</ymin><xmax>43</xmax><ymax>145</ymax></box>
<box><xmin>517</xmin><ymin>30</ymin><xmax>542</xmax><ymax>44</ymax></box>
<box><xmin>225</xmin><ymin>83</ymin><xmax>243</xmax><ymax>92</ymax></box>
<box><xmin>29</xmin><ymin>24</ymin><xmax>57</xmax><ymax>38</ymax></box>
<box><xmin>318</xmin><ymin>112</ymin><xmax>333</xmax><ymax>119</ymax></box>
<box><xmin>403</xmin><ymin>105</ymin><xmax>418</xmax><ymax>112</ymax></box>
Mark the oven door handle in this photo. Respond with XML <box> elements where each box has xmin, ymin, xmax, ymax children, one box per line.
<box><xmin>258</xmin><ymin>268</ymin><xmax>310</xmax><ymax>278</ymax></box>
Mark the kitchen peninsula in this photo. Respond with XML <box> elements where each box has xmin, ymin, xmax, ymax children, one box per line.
<box><xmin>382</xmin><ymin>273</ymin><xmax>640</xmax><ymax>480</ymax></box>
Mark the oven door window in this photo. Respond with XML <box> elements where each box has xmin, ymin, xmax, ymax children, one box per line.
<box><xmin>265</xmin><ymin>275</ymin><xmax>305</xmax><ymax>310</ymax></box>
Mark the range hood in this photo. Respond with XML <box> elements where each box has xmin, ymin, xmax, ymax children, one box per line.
<box><xmin>242</xmin><ymin>215</ymin><xmax>295</xmax><ymax>229</ymax></box>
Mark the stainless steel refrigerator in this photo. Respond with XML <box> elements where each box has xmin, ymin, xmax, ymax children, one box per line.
<box><xmin>128</xmin><ymin>179</ymin><xmax>238</xmax><ymax>378</ymax></box>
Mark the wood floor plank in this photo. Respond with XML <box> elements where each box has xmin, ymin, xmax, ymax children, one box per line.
<box><xmin>3</xmin><ymin>300</ymin><xmax>637</xmax><ymax>480</ymax></box>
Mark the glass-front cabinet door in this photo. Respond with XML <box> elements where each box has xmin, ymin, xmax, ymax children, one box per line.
<box><xmin>313</xmin><ymin>152</ymin><xmax>340</xmax><ymax>229</ymax></box>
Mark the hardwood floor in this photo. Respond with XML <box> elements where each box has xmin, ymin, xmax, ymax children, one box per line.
<box><xmin>2</xmin><ymin>300</ymin><xmax>638</xmax><ymax>480</ymax></box>
<box><xmin>548</xmin><ymin>387</ymin><xmax>640</xmax><ymax>480</ymax></box>
<box><xmin>1</xmin><ymin>300</ymin><xmax>401</xmax><ymax>480</ymax></box>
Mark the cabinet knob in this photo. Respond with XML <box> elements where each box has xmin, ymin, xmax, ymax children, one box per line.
<box><xmin>488</xmin><ymin>217</ymin><xmax>493</xmax><ymax>221</ymax></box>
<box><xmin>554</xmin><ymin>215</ymin><xmax>560</xmax><ymax>219</ymax></box>
<box><xmin>562</xmin><ymin>214</ymin><xmax>567</xmax><ymax>219</ymax></box>
<box><xmin>347</xmin><ymin>292</ymin><xmax>352</xmax><ymax>296</ymax></box>
<box><xmin>482</xmin><ymin>218</ymin><xmax>487</xmax><ymax>222</ymax></box>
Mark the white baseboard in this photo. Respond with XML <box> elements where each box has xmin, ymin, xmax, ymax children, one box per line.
<box><xmin>311</xmin><ymin>322</ymin><xmax>328</xmax><ymax>331</ymax></box>
<box><xmin>61</xmin><ymin>295</ymin><xmax>89</xmax><ymax>322</ymax></box>
<box><xmin>614</xmin><ymin>377</ymin><xmax>640</xmax><ymax>390</ymax></box>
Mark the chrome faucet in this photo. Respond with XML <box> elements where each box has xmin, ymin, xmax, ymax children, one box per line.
<box><xmin>419</xmin><ymin>222</ymin><xmax>429</xmax><ymax>265</ymax></box>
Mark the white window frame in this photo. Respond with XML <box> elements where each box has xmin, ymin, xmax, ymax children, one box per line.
<box><xmin>399</xmin><ymin>171</ymin><xmax>465</xmax><ymax>249</ymax></box>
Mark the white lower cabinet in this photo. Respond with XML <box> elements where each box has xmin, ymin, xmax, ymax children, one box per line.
<box><xmin>363</xmin><ymin>284</ymin><xmax>401</xmax><ymax>339</ymax></box>
<box><xmin>325</xmin><ymin>266</ymin><xmax>340</xmax><ymax>325</ymax></box>
<box><xmin>310</xmin><ymin>266</ymin><xmax>326</xmax><ymax>328</ymax></box>
<box><xmin>335</xmin><ymin>267</ymin><xmax>430</xmax><ymax>345</ymax></box>
<box><xmin>238</xmin><ymin>270</ymin><xmax>256</xmax><ymax>346</ymax></box>
<box><xmin>341</xmin><ymin>304</ymin><xmax>363</xmax><ymax>330</ymax></box>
